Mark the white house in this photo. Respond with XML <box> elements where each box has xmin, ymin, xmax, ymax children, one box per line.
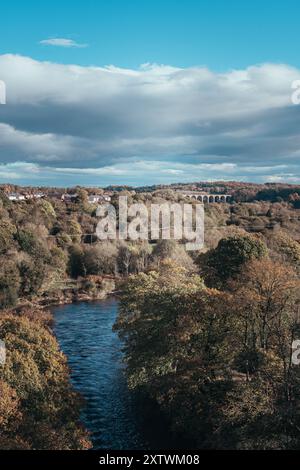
<box><xmin>25</xmin><ymin>192</ymin><xmax>45</xmax><ymax>200</ymax></box>
<box><xmin>88</xmin><ymin>195</ymin><xmax>102</xmax><ymax>204</ymax></box>
<box><xmin>7</xmin><ymin>192</ymin><xmax>26</xmax><ymax>201</ymax></box>
<box><xmin>88</xmin><ymin>194</ymin><xmax>112</xmax><ymax>204</ymax></box>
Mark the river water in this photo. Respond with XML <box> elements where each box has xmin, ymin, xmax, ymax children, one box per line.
<box><xmin>53</xmin><ymin>298</ymin><xmax>177</xmax><ymax>450</ymax></box>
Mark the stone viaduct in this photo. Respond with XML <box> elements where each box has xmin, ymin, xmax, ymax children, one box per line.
<box><xmin>177</xmin><ymin>190</ymin><xmax>232</xmax><ymax>203</ymax></box>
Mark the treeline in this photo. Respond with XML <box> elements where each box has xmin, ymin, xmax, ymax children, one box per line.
<box><xmin>136</xmin><ymin>181</ymin><xmax>300</xmax><ymax>204</ymax></box>
<box><xmin>116</xmin><ymin>233</ymin><xmax>300</xmax><ymax>449</ymax></box>
<box><xmin>3</xmin><ymin>181</ymin><xmax>300</xmax><ymax>204</ymax></box>
<box><xmin>1</xmin><ymin>186</ymin><xmax>300</xmax><ymax>308</ymax></box>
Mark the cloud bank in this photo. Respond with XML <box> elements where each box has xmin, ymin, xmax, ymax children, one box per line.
<box><xmin>0</xmin><ymin>54</ymin><xmax>299</xmax><ymax>186</ymax></box>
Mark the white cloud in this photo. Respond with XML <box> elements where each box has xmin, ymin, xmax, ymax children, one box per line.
<box><xmin>0</xmin><ymin>54</ymin><xmax>300</xmax><ymax>184</ymax></box>
<box><xmin>39</xmin><ymin>38</ymin><xmax>88</xmax><ymax>48</ymax></box>
<box><xmin>0</xmin><ymin>160</ymin><xmax>295</xmax><ymax>187</ymax></box>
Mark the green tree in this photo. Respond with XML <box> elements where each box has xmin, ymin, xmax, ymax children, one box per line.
<box><xmin>0</xmin><ymin>260</ymin><xmax>20</xmax><ymax>308</ymax></box>
<box><xmin>68</xmin><ymin>244</ymin><xmax>86</xmax><ymax>278</ymax></box>
<box><xmin>18</xmin><ymin>259</ymin><xmax>45</xmax><ymax>297</ymax></box>
<box><xmin>0</xmin><ymin>219</ymin><xmax>16</xmax><ymax>254</ymax></box>
<box><xmin>68</xmin><ymin>220</ymin><xmax>82</xmax><ymax>244</ymax></box>
<box><xmin>15</xmin><ymin>229</ymin><xmax>50</xmax><ymax>261</ymax></box>
<box><xmin>199</xmin><ymin>235</ymin><xmax>267</xmax><ymax>288</ymax></box>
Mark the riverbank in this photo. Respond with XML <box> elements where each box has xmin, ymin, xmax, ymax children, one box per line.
<box><xmin>0</xmin><ymin>277</ymin><xmax>118</xmax><ymax>450</ymax></box>
<box><xmin>2</xmin><ymin>281</ymin><xmax>190</xmax><ymax>450</ymax></box>
<box><xmin>10</xmin><ymin>274</ymin><xmax>117</xmax><ymax>311</ymax></box>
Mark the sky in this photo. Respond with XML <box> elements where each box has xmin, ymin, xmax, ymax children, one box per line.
<box><xmin>0</xmin><ymin>0</ymin><xmax>300</xmax><ymax>187</ymax></box>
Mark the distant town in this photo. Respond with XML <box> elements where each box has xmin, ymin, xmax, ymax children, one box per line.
<box><xmin>4</xmin><ymin>188</ymin><xmax>232</xmax><ymax>204</ymax></box>
<box><xmin>2</xmin><ymin>180</ymin><xmax>300</xmax><ymax>205</ymax></box>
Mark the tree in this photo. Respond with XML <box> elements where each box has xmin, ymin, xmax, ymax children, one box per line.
<box><xmin>56</xmin><ymin>232</ymin><xmax>73</xmax><ymax>249</ymax></box>
<box><xmin>0</xmin><ymin>314</ymin><xmax>91</xmax><ymax>450</ymax></box>
<box><xmin>117</xmin><ymin>243</ymin><xmax>134</xmax><ymax>275</ymax></box>
<box><xmin>18</xmin><ymin>259</ymin><xmax>46</xmax><ymax>297</ymax></box>
<box><xmin>198</xmin><ymin>235</ymin><xmax>267</xmax><ymax>288</ymax></box>
<box><xmin>0</xmin><ymin>219</ymin><xmax>16</xmax><ymax>254</ymax></box>
<box><xmin>117</xmin><ymin>254</ymin><xmax>300</xmax><ymax>449</ymax></box>
<box><xmin>116</xmin><ymin>262</ymin><xmax>236</xmax><ymax>446</ymax></box>
<box><xmin>129</xmin><ymin>242</ymin><xmax>151</xmax><ymax>273</ymax></box>
<box><xmin>68</xmin><ymin>220</ymin><xmax>82</xmax><ymax>244</ymax></box>
<box><xmin>151</xmin><ymin>239</ymin><xmax>195</xmax><ymax>271</ymax></box>
<box><xmin>269</xmin><ymin>232</ymin><xmax>300</xmax><ymax>271</ymax></box>
<box><xmin>0</xmin><ymin>260</ymin><xmax>20</xmax><ymax>307</ymax></box>
<box><xmin>15</xmin><ymin>229</ymin><xmax>50</xmax><ymax>261</ymax></box>
<box><xmin>68</xmin><ymin>244</ymin><xmax>86</xmax><ymax>278</ymax></box>
<box><xmin>83</xmin><ymin>242</ymin><xmax>118</xmax><ymax>275</ymax></box>
<box><xmin>223</xmin><ymin>258</ymin><xmax>300</xmax><ymax>449</ymax></box>
<box><xmin>76</xmin><ymin>188</ymin><xmax>90</xmax><ymax>212</ymax></box>
<box><xmin>0</xmin><ymin>380</ymin><xmax>25</xmax><ymax>449</ymax></box>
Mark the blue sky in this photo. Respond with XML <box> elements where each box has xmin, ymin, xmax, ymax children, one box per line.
<box><xmin>0</xmin><ymin>0</ymin><xmax>300</xmax><ymax>186</ymax></box>
<box><xmin>1</xmin><ymin>0</ymin><xmax>300</xmax><ymax>70</ymax></box>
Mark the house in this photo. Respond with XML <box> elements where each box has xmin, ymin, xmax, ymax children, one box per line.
<box><xmin>61</xmin><ymin>193</ymin><xmax>78</xmax><ymax>202</ymax></box>
<box><xmin>7</xmin><ymin>192</ymin><xmax>26</xmax><ymax>201</ymax></box>
<box><xmin>88</xmin><ymin>194</ymin><xmax>112</xmax><ymax>204</ymax></box>
<box><xmin>24</xmin><ymin>192</ymin><xmax>45</xmax><ymax>200</ymax></box>
<box><xmin>103</xmin><ymin>194</ymin><xmax>112</xmax><ymax>202</ymax></box>
<box><xmin>88</xmin><ymin>194</ymin><xmax>102</xmax><ymax>204</ymax></box>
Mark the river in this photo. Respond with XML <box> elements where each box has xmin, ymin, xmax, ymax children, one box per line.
<box><xmin>53</xmin><ymin>298</ymin><xmax>179</xmax><ymax>450</ymax></box>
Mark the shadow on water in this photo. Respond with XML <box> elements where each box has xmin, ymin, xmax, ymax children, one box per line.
<box><xmin>52</xmin><ymin>298</ymin><xmax>189</xmax><ymax>450</ymax></box>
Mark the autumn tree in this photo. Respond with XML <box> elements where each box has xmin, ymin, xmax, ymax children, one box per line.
<box><xmin>116</xmin><ymin>261</ymin><xmax>236</xmax><ymax>446</ymax></box>
<box><xmin>0</xmin><ymin>260</ymin><xmax>20</xmax><ymax>307</ymax></box>
<box><xmin>151</xmin><ymin>239</ymin><xmax>195</xmax><ymax>271</ymax></box>
<box><xmin>224</xmin><ymin>258</ymin><xmax>300</xmax><ymax>448</ymax></box>
<box><xmin>0</xmin><ymin>314</ymin><xmax>91</xmax><ymax>450</ymax></box>
<box><xmin>83</xmin><ymin>242</ymin><xmax>118</xmax><ymax>275</ymax></box>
